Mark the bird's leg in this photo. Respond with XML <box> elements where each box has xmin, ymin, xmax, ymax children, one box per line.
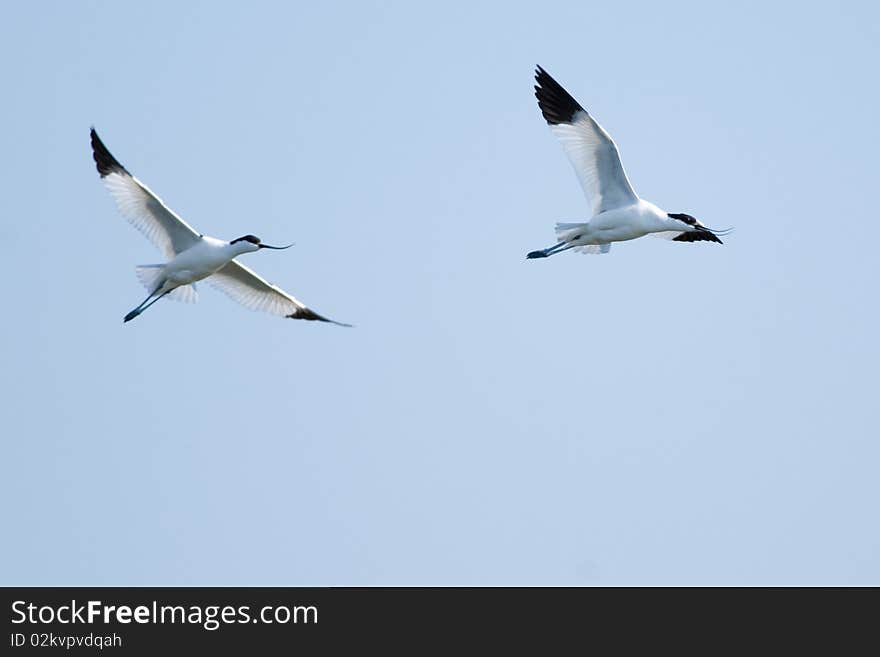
<box><xmin>124</xmin><ymin>291</ymin><xmax>156</xmax><ymax>322</ymax></box>
<box><xmin>527</xmin><ymin>241</ymin><xmax>570</xmax><ymax>259</ymax></box>
<box><xmin>124</xmin><ymin>290</ymin><xmax>171</xmax><ymax>323</ymax></box>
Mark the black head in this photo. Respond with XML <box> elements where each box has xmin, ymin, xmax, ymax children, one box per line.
<box><xmin>230</xmin><ymin>234</ymin><xmax>294</xmax><ymax>250</ymax></box>
<box><xmin>668</xmin><ymin>212</ymin><xmax>732</xmax><ymax>244</ymax></box>
<box><xmin>667</xmin><ymin>212</ymin><xmax>698</xmax><ymax>226</ymax></box>
<box><xmin>231</xmin><ymin>234</ymin><xmax>262</xmax><ymax>245</ymax></box>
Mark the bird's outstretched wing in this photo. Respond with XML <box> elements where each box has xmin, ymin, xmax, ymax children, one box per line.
<box><xmin>90</xmin><ymin>128</ymin><xmax>201</xmax><ymax>259</ymax></box>
<box><xmin>534</xmin><ymin>67</ymin><xmax>639</xmax><ymax>216</ymax></box>
<box><xmin>209</xmin><ymin>260</ymin><xmax>351</xmax><ymax>326</ymax></box>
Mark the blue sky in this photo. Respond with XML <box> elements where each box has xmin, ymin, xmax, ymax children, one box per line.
<box><xmin>1</xmin><ymin>1</ymin><xmax>878</xmax><ymax>584</ymax></box>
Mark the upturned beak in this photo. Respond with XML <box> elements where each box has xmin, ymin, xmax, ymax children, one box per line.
<box><xmin>259</xmin><ymin>243</ymin><xmax>295</xmax><ymax>250</ymax></box>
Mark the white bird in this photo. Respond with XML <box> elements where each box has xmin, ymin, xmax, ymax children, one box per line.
<box><xmin>90</xmin><ymin>128</ymin><xmax>350</xmax><ymax>326</ymax></box>
<box><xmin>527</xmin><ymin>67</ymin><xmax>730</xmax><ymax>259</ymax></box>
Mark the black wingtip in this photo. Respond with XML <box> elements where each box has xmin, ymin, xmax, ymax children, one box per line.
<box><xmin>287</xmin><ymin>307</ymin><xmax>353</xmax><ymax>327</ymax></box>
<box><xmin>534</xmin><ymin>66</ymin><xmax>584</xmax><ymax>126</ymax></box>
<box><xmin>526</xmin><ymin>249</ymin><xmax>549</xmax><ymax>259</ymax></box>
<box><xmin>672</xmin><ymin>229</ymin><xmax>723</xmax><ymax>244</ymax></box>
<box><xmin>90</xmin><ymin>127</ymin><xmax>128</xmax><ymax>178</ymax></box>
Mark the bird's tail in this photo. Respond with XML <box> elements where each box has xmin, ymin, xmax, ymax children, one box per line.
<box><xmin>167</xmin><ymin>285</ymin><xmax>198</xmax><ymax>303</ymax></box>
<box><xmin>135</xmin><ymin>265</ymin><xmax>165</xmax><ymax>293</ymax></box>
<box><xmin>554</xmin><ymin>222</ymin><xmax>588</xmax><ymax>241</ymax></box>
<box><xmin>526</xmin><ymin>222</ymin><xmax>600</xmax><ymax>259</ymax></box>
<box><xmin>555</xmin><ymin>222</ymin><xmax>611</xmax><ymax>254</ymax></box>
<box><xmin>134</xmin><ymin>265</ymin><xmax>197</xmax><ymax>303</ymax></box>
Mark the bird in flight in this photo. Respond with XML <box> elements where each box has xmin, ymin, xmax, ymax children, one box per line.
<box><xmin>90</xmin><ymin>128</ymin><xmax>349</xmax><ymax>325</ymax></box>
<box><xmin>527</xmin><ymin>67</ymin><xmax>730</xmax><ymax>259</ymax></box>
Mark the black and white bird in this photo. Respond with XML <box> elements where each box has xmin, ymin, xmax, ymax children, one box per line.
<box><xmin>90</xmin><ymin>128</ymin><xmax>349</xmax><ymax>325</ymax></box>
<box><xmin>527</xmin><ymin>67</ymin><xmax>730</xmax><ymax>258</ymax></box>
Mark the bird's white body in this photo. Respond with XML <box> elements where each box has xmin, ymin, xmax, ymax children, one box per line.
<box><xmin>160</xmin><ymin>237</ymin><xmax>255</xmax><ymax>289</ymax></box>
<box><xmin>528</xmin><ymin>67</ymin><xmax>727</xmax><ymax>258</ymax></box>
<box><xmin>558</xmin><ymin>200</ymin><xmax>675</xmax><ymax>247</ymax></box>
<box><xmin>90</xmin><ymin>128</ymin><xmax>348</xmax><ymax>325</ymax></box>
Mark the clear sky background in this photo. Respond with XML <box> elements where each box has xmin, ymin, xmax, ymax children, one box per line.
<box><xmin>1</xmin><ymin>1</ymin><xmax>877</xmax><ymax>585</ymax></box>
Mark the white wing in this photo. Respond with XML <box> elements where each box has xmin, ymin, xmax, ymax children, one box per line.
<box><xmin>91</xmin><ymin>128</ymin><xmax>201</xmax><ymax>259</ymax></box>
<box><xmin>209</xmin><ymin>260</ymin><xmax>350</xmax><ymax>326</ymax></box>
<box><xmin>534</xmin><ymin>67</ymin><xmax>638</xmax><ymax>216</ymax></box>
